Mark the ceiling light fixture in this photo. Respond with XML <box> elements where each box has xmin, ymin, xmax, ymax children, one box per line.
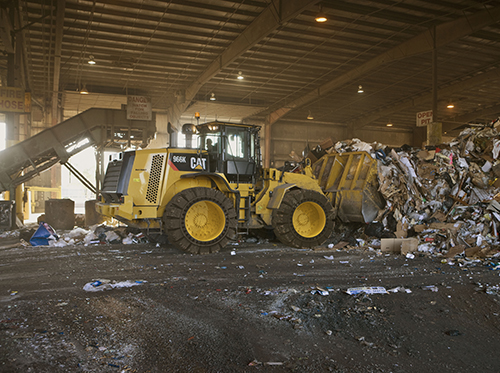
<box><xmin>237</xmin><ymin>71</ymin><xmax>244</xmax><ymax>80</ymax></box>
<box><xmin>80</xmin><ymin>85</ymin><xmax>89</xmax><ymax>95</ymax></box>
<box><xmin>88</xmin><ymin>55</ymin><xmax>96</xmax><ymax>65</ymax></box>
<box><xmin>210</xmin><ymin>92</ymin><xmax>216</xmax><ymax>101</ymax></box>
<box><xmin>307</xmin><ymin>111</ymin><xmax>314</xmax><ymax>120</ymax></box>
<box><xmin>386</xmin><ymin>121</ymin><xmax>393</xmax><ymax>127</ymax></box>
<box><xmin>357</xmin><ymin>85</ymin><xmax>364</xmax><ymax>93</ymax></box>
<box><xmin>447</xmin><ymin>102</ymin><xmax>454</xmax><ymax>109</ymax></box>
<box><xmin>315</xmin><ymin>5</ymin><xmax>328</xmax><ymax>23</ymax></box>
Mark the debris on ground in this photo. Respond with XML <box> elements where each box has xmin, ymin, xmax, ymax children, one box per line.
<box><xmin>0</xmin><ymin>224</ymin><xmax>150</xmax><ymax>248</ymax></box>
<box><xmin>346</xmin><ymin>286</ymin><xmax>388</xmax><ymax>295</ymax></box>
<box><xmin>29</xmin><ymin>222</ymin><xmax>58</xmax><ymax>246</ymax></box>
<box><xmin>305</xmin><ymin>118</ymin><xmax>500</xmax><ymax>268</ymax></box>
<box><xmin>3</xmin><ymin>117</ymin><xmax>500</xmax><ymax>268</ymax></box>
<box><xmin>82</xmin><ymin>279</ymin><xmax>147</xmax><ymax>292</ymax></box>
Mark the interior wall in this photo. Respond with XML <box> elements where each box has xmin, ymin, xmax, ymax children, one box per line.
<box><xmin>270</xmin><ymin>119</ymin><xmax>414</xmax><ymax>167</ymax></box>
<box><xmin>353</xmin><ymin>128</ymin><xmax>414</xmax><ymax>147</ymax></box>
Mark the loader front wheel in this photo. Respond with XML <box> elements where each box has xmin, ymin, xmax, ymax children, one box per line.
<box><xmin>272</xmin><ymin>189</ymin><xmax>334</xmax><ymax>249</ymax></box>
<box><xmin>163</xmin><ymin>187</ymin><xmax>237</xmax><ymax>254</ymax></box>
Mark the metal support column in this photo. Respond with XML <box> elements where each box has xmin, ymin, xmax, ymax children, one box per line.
<box><xmin>428</xmin><ymin>26</ymin><xmax>442</xmax><ymax>146</ymax></box>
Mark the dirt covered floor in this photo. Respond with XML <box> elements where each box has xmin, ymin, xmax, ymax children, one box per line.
<box><xmin>1</xmin><ymin>236</ymin><xmax>500</xmax><ymax>372</ymax></box>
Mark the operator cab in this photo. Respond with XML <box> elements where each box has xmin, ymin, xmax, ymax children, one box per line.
<box><xmin>197</xmin><ymin>121</ymin><xmax>261</xmax><ymax>183</ymax></box>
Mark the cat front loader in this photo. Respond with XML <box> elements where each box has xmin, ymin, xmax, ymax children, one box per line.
<box><xmin>96</xmin><ymin>121</ymin><xmax>383</xmax><ymax>254</ymax></box>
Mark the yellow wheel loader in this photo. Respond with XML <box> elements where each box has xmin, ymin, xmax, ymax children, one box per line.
<box><xmin>96</xmin><ymin>121</ymin><xmax>383</xmax><ymax>254</ymax></box>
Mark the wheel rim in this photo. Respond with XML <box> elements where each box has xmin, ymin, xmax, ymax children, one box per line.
<box><xmin>184</xmin><ymin>200</ymin><xmax>226</xmax><ymax>242</ymax></box>
<box><xmin>292</xmin><ymin>201</ymin><xmax>326</xmax><ymax>238</ymax></box>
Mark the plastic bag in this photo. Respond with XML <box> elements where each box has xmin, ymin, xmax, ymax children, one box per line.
<box><xmin>30</xmin><ymin>222</ymin><xmax>58</xmax><ymax>246</ymax></box>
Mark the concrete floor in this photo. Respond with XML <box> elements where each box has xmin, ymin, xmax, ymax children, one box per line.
<box><xmin>1</xmin><ymin>239</ymin><xmax>500</xmax><ymax>372</ymax></box>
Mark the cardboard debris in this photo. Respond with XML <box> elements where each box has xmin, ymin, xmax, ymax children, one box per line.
<box><xmin>381</xmin><ymin>238</ymin><xmax>419</xmax><ymax>255</ymax></box>
<box><xmin>445</xmin><ymin>245</ymin><xmax>465</xmax><ymax>258</ymax></box>
<box><xmin>417</xmin><ymin>149</ymin><xmax>436</xmax><ymax>161</ymax></box>
<box><xmin>311</xmin><ymin>117</ymin><xmax>500</xmax><ymax>261</ymax></box>
<box><xmin>418</xmin><ymin>163</ymin><xmax>439</xmax><ymax>180</ymax></box>
<box><xmin>395</xmin><ymin>221</ymin><xmax>408</xmax><ymax>238</ymax></box>
<box><xmin>319</xmin><ymin>138</ymin><xmax>334</xmax><ymax>150</ymax></box>
<box><xmin>428</xmin><ymin>222</ymin><xmax>463</xmax><ymax>234</ymax></box>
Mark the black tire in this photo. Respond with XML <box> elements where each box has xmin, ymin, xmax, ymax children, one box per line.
<box><xmin>272</xmin><ymin>189</ymin><xmax>334</xmax><ymax>249</ymax></box>
<box><xmin>163</xmin><ymin>187</ymin><xmax>237</xmax><ymax>254</ymax></box>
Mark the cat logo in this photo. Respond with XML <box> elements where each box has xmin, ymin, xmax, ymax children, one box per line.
<box><xmin>191</xmin><ymin>157</ymin><xmax>207</xmax><ymax>170</ymax></box>
<box><xmin>169</xmin><ymin>153</ymin><xmax>208</xmax><ymax>171</ymax></box>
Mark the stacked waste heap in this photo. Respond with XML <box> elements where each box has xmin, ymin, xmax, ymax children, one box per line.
<box><xmin>307</xmin><ymin>118</ymin><xmax>500</xmax><ymax>262</ymax></box>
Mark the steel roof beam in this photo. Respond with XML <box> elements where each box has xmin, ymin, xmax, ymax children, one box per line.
<box><xmin>352</xmin><ymin>66</ymin><xmax>500</xmax><ymax>129</ymax></box>
<box><xmin>442</xmin><ymin>104</ymin><xmax>500</xmax><ymax>133</ymax></box>
<box><xmin>61</xmin><ymin>1</ymin><xmax>254</xmax><ymax>28</ymax></box>
<box><xmin>167</xmin><ymin>0</ymin><xmax>320</xmax><ymax>123</ymax></box>
<box><xmin>266</xmin><ymin>5</ymin><xmax>500</xmax><ymax>125</ymax></box>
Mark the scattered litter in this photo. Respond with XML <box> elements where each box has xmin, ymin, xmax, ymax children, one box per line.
<box><xmin>29</xmin><ymin>222</ymin><xmax>58</xmax><ymax>246</ymax></box>
<box><xmin>104</xmin><ymin>230</ymin><xmax>121</xmax><ymax>243</ymax></box>
<box><xmin>387</xmin><ymin>286</ymin><xmax>412</xmax><ymax>294</ymax></box>
<box><xmin>83</xmin><ymin>279</ymin><xmax>147</xmax><ymax>292</ymax></box>
<box><xmin>358</xmin><ymin>336</ymin><xmax>375</xmax><ymax>347</ymax></box>
<box><xmin>346</xmin><ymin>286</ymin><xmax>388</xmax><ymax>295</ymax></box>
<box><xmin>488</xmin><ymin>262</ymin><xmax>500</xmax><ymax>270</ymax></box>
<box><xmin>311</xmin><ymin>287</ymin><xmax>329</xmax><ymax>296</ymax></box>
<box><xmin>323</xmin><ymin>255</ymin><xmax>334</xmax><ymax>260</ymax></box>
<box><xmin>422</xmin><ymin>285</ymin><xmax>439</xmax><ymax>292</ymax></box>
<box><xmin>485</xmin><ymin>285</ymin><xmax>500</xmax><ymax>295</ymax></box>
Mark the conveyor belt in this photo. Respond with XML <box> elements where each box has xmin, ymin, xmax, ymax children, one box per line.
<box><xmin>0</xmin><ymin>108</ymin><xmax>155</xmax><ymax>193</ymax></box>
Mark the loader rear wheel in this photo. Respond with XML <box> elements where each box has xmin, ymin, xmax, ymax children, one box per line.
<box><xmin>163</xmin><ymin>187</ymin><xmax>237</xmax><ymax>254</ymax></box>
<box><xmin>272</xmin><ymin>189</ymin><xmax>334</xmax><ymax>249</ymax></box>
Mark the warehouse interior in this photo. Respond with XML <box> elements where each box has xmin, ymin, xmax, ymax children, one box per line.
<box><xmin>3</xmin><ymin>2</ymin><xmax>500</xmax><ymax>371</ymax></box>
<box><xmin>1</xmin><ymin>0</ymin><xmax>500</xmax><ymax>217</ymax></box>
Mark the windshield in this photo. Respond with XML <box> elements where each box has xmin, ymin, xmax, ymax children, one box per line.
<box><xmin>198</xmin><ymin>124</ymin><xmax>256</xmax><ymax>162</ymax></box>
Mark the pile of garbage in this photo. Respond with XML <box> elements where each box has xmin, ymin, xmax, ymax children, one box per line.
<box><xmin>307</xmin><ymin>118</ymin><xmax>500</xmax><ymax>261</ymax></box>
<box><xmin>27</xmin><ymin>223</ymin><xmax>149</xmax><ymax>247</ymax></box>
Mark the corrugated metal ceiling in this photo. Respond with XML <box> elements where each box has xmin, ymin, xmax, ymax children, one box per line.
<box><xmin>1</xmin><ymin>0</ymin><xmax>499</xmax><ymax>135</ymax></box>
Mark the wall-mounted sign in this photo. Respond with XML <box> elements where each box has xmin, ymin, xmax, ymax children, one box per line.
<box><xmin>416</xmin><ymin>110</ymin><xmax>433</xmax><ymax>127</ymax></box>
<box><xmin>0</xmin><ymin>87</ymin><xmax>31</xmax><ymax>113</ymax></box>
<box><xmin>127</xmin><ymin>95</ymin><xmax>152</xmax><ymax>120</ymax></box>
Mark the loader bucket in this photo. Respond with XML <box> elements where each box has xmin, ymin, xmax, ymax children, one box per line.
<box><xmin>312</xmin><ymin>151</ymin><xmax>384</xmax><ymax>223</ymax></box>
